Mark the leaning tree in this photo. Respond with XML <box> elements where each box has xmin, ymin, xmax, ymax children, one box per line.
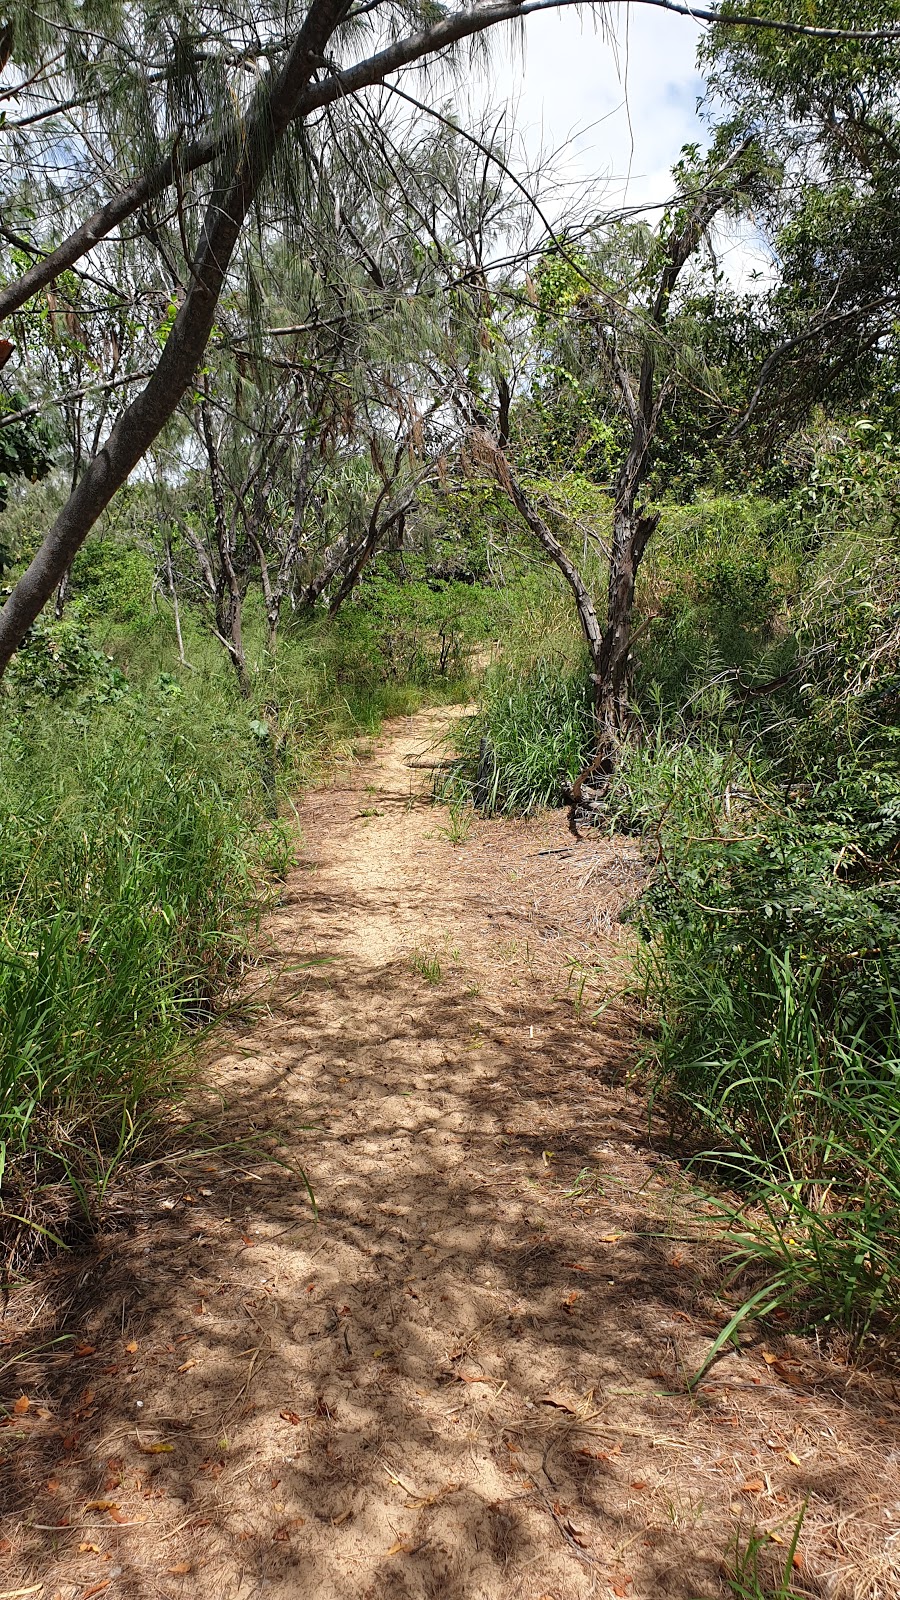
<box><xmin>0</xmin><ymin>0</ymin><xmax>897</xmax><ymax>675</ymax></box>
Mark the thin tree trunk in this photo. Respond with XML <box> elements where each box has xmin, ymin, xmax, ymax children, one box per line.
<box><xmin>165</xmin><ymin>539</ymin><xmax>189</xmax><ymax>667</ymax></box>
<box><xmin>200</xmin><ymin>399</ymin><xmax>251</xmax><ymax>696</ymax></box>
<box><xmin>594</xmin><ymin>499</ymin><xmax>659</xmax><ymax>747</ymax></box>
<box><xmin>485</xmin><ymin>440</ymin><xmax>605</xmax><ymax>692</ymax></box>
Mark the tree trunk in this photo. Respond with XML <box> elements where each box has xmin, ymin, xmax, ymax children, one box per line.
<box><xmin>0</xmin><ymin>0</ymin><xmax>350</xmax><ymax>677</ymax></box>
<box><xmin>594</xmin><ymin>500</ymin><xmax>659</xmax><ymax>749</ymax></box>
<box><xmin>200</xmin><ymin>399</ymin><xmax>251</xmax><ymax>696</ymax></box>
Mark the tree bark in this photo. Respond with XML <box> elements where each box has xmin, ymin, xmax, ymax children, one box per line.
<box><xmin>199</xmin><ymin>399</ymin><xmax>251</xmax><ymax>695</ymax></box>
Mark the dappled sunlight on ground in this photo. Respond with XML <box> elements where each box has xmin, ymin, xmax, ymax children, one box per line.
<box><xmin>2</xmin><ymin>711</ymin><xmax>899</xmax><ymax>1599</ymax></box>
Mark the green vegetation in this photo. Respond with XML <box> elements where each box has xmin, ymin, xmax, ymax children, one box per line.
<box><xmin>0</xmin><ymin>512</ymin><xmax>500</xmax><ymax>1242</ymax></box>
<box><xmin>1</xmin><ymin>0</ymin><xmax>899</xmax><ymax>1384</ymax></box>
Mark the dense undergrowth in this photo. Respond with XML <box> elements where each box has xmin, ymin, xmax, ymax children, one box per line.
<box><xmin>458</xmin><ymin>457</ymin><xmax>900</xmax><ymax>1349</ymax></box>
<box><xmin>0</xmin><ymin>524</ymin><xmax>495</xmax><ymax>1245</ymax></box>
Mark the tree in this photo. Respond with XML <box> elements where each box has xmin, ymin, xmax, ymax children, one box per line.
<box><xmin>0</xmin><ymin>1</ymin><xmax>896</xmax><ymax>675</ymax></box>
<box><xmin>460</xmin><ymin>138</ymin><xmax>760</xmax><ymax>770</ymax></box>
<box><xmin>701</xmin><ymin>1</ymin><xmax>900</xmax><ymax>454</ymax></box>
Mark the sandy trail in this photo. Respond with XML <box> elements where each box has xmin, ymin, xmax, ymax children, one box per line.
<box><xmin>4</xmin><ymin>709</ymin><xmax>900</xmax><ymax>1600</ymax></box>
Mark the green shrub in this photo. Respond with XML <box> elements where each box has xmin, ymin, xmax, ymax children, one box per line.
<box><xmin>630</xmin><ymin>728</ymin><xmax>900</xmax><ymax>1340</ymax></box>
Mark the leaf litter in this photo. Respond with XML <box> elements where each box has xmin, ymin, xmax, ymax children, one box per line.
<box><xmin>0</xmin><ymin>711</ymin><xmax>898</xmax><ymax>1599</ymax></box>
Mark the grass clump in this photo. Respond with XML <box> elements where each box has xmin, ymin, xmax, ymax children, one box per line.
<box><xmin>626</xmin><ymin>725</ymin><xmax>900</xmax><ymax>1345</ymax></box>
<box><xmin>0</xmin><ymin>688</ymin><xmax>290</xmax><ymax>1238</ymax></box>
<box><xmin>453</xmin><ymin>655</ymin><xmax>593</xmax><ymax>813</ymax></box>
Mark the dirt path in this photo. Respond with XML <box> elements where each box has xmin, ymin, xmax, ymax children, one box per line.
<box><xmin>4</xmin><ymin>710</ymin><xmax>900</xmax><ymax>1600</ymax></box>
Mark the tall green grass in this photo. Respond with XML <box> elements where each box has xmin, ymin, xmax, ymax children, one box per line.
<box><xmin>625</xmin><ymin>728</ymin><xmax>900</xmax><ymax>1344</ymax></box>
<box><xmin>452</xmin><ymin>656</ymin><xmax>593</xmax><ymax>813</ymax></box>
<box><xmin>0</xmin><ymin>690</ymin><xmax>291</xmax><ymax>1230</ymax></box>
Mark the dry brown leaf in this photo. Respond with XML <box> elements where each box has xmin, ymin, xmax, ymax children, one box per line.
<box><xmin>124</xmin><ymin>1341</ymin><xmax>138</xmax><ymax>1354</ymax></box>
<box><xmin>73</xmin><ymin>1344</ymin><xmax>96</xmax><ymax>1358</ymax></box>
<box><xmin>385</xmin><ymin>1541</ymin><xmax>409</xmax><ymax>1557</ymax></box>
<box><xmin>742</xmin><ymin>1478</ymin><xmax>765</xmax><ymax>1494</ymax></box>
<box><xmin>83</xmin><ymin>1500</ymin><xmax>117</xmax><ymax>1513</ymax></box>
<box><xmin>140</xmin><ymin>1442</ymin><xmax>173</xmax><ymax>1454</ymax></box>
<box><xmin>176</xmin><ymin>1360</ymin><xmax>196</xmax><ymax>1373</ymax></box>
<box><xmin>761</xmin><ymin>1351</ymin><xmax>778</xmax><ymax>1365</ymax></box>
<box><xmin>78</xmin><ymin>1544</ymin><xmax>101</xmax><ymax>1555</ymax></box>
<box><xmin>167</xmin><ymin>1563</ymin><xmax>191</xmax><ymax>1576</ymax></box>
<box><xmin>12</xmin><ymin>1397</ymin><xmax>29</xmax><ymax>1416</ymax></box>
<box><xmin>82</xmin><ymin>1584</ymin><xmax>110</xmax><ymax>1599</ymax></box>
<box><xmin>279</xmin><ymin>1410</ymin><xmax>302</xmax><ymax>1425</ymax></box>
<box><xmin>562</xmin><ymin>1519</ymin><xmax>588</xmax><ymax>1547</ymax></box>
<box><xmin>539</xmin><ymin>1396</ymin><xmax>577</xmax><ymax>1414</ymax></box>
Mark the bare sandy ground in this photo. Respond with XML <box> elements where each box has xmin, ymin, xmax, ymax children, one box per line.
<box><xmin>3</xmin><ymin>709</ymin><xmax>900</xmax><ymax>1600</ymax></box>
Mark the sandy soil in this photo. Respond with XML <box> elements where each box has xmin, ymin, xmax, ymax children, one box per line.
<box><xmin>3</xmin><ymin>709</ymin><xmax>900</xmax><ymax>1600</ymax></box>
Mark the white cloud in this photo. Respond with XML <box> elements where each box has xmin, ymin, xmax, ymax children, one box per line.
<box><xmin>471</xmin><ymin>4</ymin><xmax>706</xmax><ymax>215</ymax></box>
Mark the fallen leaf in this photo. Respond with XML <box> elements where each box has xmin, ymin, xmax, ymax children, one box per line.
<box><xmin>742</xmin><ymin>1478</ymin><xmax>765</xmax><ymax>1494</ymax></box>
<box><xmin>140</xmin><ymin>1442</ymin><xmax>174</xmax><ymax>1454</ymax></box>
<box><xmin>562</xmin><ymin>1263</ymin><xmax>590</xmax><ymax>1272</ymax></box>
<box><xmin>562</xmin><ymin>1519</ymin><xmax>588</xmax><ymax>1547</ymax></box>
<box><xmin>539</xmin><ymin>1396</ymin><xmax>577</xmax><ymax>1414</ymax></box>
<box><xmin>630</xmin><ymin>1481</ymin><xmax>648</xmax><ymax>1490</ymax></box>
<box><xmin>279</xmin><ymin>1410</ymin><xmax>302</xmax><ymax>1425</ymax></box>
<box><xmin>772</xmin><ymin>1360</ymin><xmax>806</xmax><ymax>1387</ymax></box>
<box><xmin>762</xmin><ymin>1351</ymin><xmax>778</xmax><ymax>1365</ymax></box>
<box><xmin>12</xmin><ymin>1397</ymin><xmax>29</xmax><ymax>1416</ymax></box>
<box><xmin>83</xmin><ymin>1501</ymin><xmax>118</xmax><ymax>1513</ymax></box>
<box><xmin>124</xmin><ymin>1341</ymin><xmax>138</xmax><ymax>1354</ymax></box>
<box><xmin>598</xmin><ymin>1233</ymin><xmax>620</xmax><ymax>1243</ymax></box>
<box><xmin>81</xmin><ymin>1584</ymin><xmax>110</xmax><ymax>1599</ymax></box>
<box><xmin>176</xmin><ymin>1360</ymin><xmax>196</xmax><ymax>1374</ymax></box>
<box><xmin>385</xmin><ymin>1541</ymin><xmax>409</xmax><ymax>1557</ymax></box>
<box><xmin>167</xmin><ymin>1563</ymin><xmax>192</xmax><ymax>1576</ymax></box>
<box><xmin>272</xmin><ymin>1528</ymin><xmax>290</xmax><ymax>1543</ymax></box>
<box><xmin>78</xmin><ymin>1544</ymin><xmax>102</xmax><ymax>1555</ymax></box>
<box><xmin>73</xmin><ymin>1344</ymin><xmax>96</xmax><ymax>1358</ymax></box>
